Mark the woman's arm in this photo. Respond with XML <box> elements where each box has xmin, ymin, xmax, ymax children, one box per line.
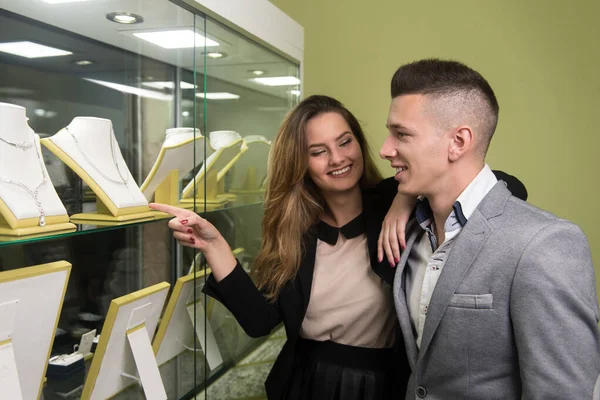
<box><xmin>150</xmin><ymin>203</ymin><xmax>282</xmax><ymax>337</ymax></box>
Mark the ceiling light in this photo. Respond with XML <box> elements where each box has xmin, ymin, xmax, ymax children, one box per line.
<box><xmin>106</xmin><ymin>12</ymin><xmax>143</xmax><ymax>25</ymax></box>
<box><xmin>141</xmin><ymin>81</ymin><xmax>196</xmax><ymax>90</ymax></box>
<box><xmin>84</xmin><ymin>78</ymin><xmax>173</xmax><ymax>101</ymax></box>
<box><xmin>206</xmin><ymin>52</ymin><xmax>224</xmax><ymax>59</ymax></box>
<box><xmin>291</xmin><ymin>89</ymin><xmax>301</xmax><ymax>96</ymax></box>
<box><xmin>182</xmin><ymin>111</ymin><xmax>190</xmax><ymax>117</ymax></box>
<box><xmin>133</xmin><ymin>30</ymin><xmax>218</xmax><ymax>49</ymax></box>
<box><xmin>249</xmin><ymin>70</ymin><xmax>265</xmax><ymax>76</ymax></box>
<box><xmin>0</xmin><ymin>41</ymin><xmax>72</xmax><ymax>59</ymax></box>
<box><xmin>41</xmin><ymin>0</ymin><xmax>93</xmax><ymax>3</ymax></box>
<box><xmin>74</xmin><ymin>60</ymin><xmax>93</xmax><ymax>66</ymax></box>
<box><xmin>253</xmin><ymin>76</ymin><xmax>301</xmax><ymax>86</ymax></box>
<box><xmin>196</xmin><ymin>92</ymin><xmax>240</xmax><ymax>100</ymax></box>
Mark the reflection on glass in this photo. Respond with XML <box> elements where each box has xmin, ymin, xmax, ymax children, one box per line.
<box><xmin>0</xmin><ymin>1</ymin><xmax>299</xmax><ymax>398</ymax></box>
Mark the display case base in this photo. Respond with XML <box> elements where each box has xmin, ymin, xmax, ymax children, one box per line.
<box><xmin>178</xmin><ymin>197</ymin><xmax>228</xmax><ymax>211</ymax></box>
<box><xmin>70</xmin><ymin>211</ymin><xmax>154</xmax><ymax>224</ymax></box>
<box><xmin>0</xmin><ymin>222</ymin><xmax>77</xmax><ymax>237</ymax></box>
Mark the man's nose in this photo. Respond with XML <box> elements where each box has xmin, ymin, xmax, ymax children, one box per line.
<box><xmin>380</xmin><ymin>136</ymin><xmax>394</xmax><ymax>160</ymax></box>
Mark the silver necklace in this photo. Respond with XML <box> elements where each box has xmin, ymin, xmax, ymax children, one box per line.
<box><xmin>0</xmin><ymin>136</ymin><xmax>48</xmax><ymax>226</ymax></box>
<box><xmin>0</xmin><ymin>136</ymin><xmax>34</xmax><ymax>150</ymax></box>
<box><xmin>64</xmin><ymin>126</ymin><xmax>130</xmax><ymax>185</ymax></box>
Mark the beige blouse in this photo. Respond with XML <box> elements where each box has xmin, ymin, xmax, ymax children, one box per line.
<box><xmin>299</xmin><ymin>232</ymin><xmax>396</xmax><ymax>348</ymax></box>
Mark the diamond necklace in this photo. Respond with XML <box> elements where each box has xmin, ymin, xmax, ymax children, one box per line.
<box><xmin>0</xmin><ymin>135</ymin><xmax>48</xmax><ymax>227</ymax></box>
<box><xmin>0</xmin><ymin>136</ymin><xmax>34</xmax><ymax>150</ymax></box>
<box><xmin>64</xmin><ymin>126</ymin><xmax>130</xmax><ymax>185</ymax></box>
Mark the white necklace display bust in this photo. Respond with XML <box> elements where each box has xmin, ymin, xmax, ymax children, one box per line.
<box><xmin>0</xmin><ymin>102</ymin><xmax>72</xmax><ymax>234</ymax></box>
<box><xmin>140</xmin><ymin>128</ymin><xmax>206</xmax><ymax>204</ymax></box>
<box><xmin>43</xmin><ymin>117</ymin><xmax>149</xmax><ymax>219</ymax></box>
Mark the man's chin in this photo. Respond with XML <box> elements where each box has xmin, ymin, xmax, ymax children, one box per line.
<box><xmin>396</xmin><ymin>184</ymin><xmax>417</xmax><ymax>197</ymax></box>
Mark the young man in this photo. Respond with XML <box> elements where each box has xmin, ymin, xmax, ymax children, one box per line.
<box><xmin>380</xmin><ymin>58</ymin><xmax>600</xmax><ymax>399</ymax></box>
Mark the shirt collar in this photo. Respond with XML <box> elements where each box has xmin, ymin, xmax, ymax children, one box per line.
<box><xmin>416</xmin><ymin>164</ymin><xmax>498</xmax><ymax>233</ymax></box>
<box><xmin>317</xmin><ymin>213</ymin><xmax>365</xmax><ymax>245</ymax></box>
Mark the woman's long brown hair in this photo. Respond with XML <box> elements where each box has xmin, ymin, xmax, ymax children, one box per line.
<box><xmin>252</xmin><ymin>95</ymin><xmax>382</xmax><ymax>301</ymax></box>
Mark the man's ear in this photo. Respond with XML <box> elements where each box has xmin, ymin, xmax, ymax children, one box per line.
<box><xmin>448</xmin><ymin>126</ymin><xmax>474</xmax><ymax>162</ymax></box>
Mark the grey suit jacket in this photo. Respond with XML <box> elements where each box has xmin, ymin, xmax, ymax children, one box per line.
<box><xmin>394</xmin><ymin>182</ymin><xmax>600</xmax><ymax>400</ymax></box>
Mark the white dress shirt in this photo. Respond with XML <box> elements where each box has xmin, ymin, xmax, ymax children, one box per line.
<box><xmin>406</xmin><ymin>164</ymin><xmax>498</xmax><ymax>348</ymax></box>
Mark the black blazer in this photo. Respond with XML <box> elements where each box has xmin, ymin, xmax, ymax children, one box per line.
<box><xmin>203</xmin><ymin>172</ymin><xmax>526</xmax><ymax>399</ymax></box>
<box><xmin>203</xmin><ymin>177</ymin><xmax>406</xmax><ymax>400</ymax></box>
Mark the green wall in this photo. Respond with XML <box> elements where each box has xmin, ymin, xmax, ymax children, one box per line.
<box><xmin>270</xmin><ymin>0</ymin><xmax>600</xmax><ymax>301</ymax></box>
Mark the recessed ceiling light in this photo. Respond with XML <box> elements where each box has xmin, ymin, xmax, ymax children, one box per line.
<box><xmin>84</xmin><ymin>78</ymin><xmax>173</xmax><ymax>101</ymax></box>
<box><xmin>0</xmin><ymin>41</ymin><xmax>72</xmax><ymax>59</ymax></box>
<box><xmin>74</xmin><ymin>60</ymin><xmax>93</xmax><ymax>66</ymax></box>
<box><xmin>141</xmin><ymin>81</ymin><xmax>196</xmax><ymax>90</ymax></box>
<box><xmin>41</xmin><ymin>0</ymin><xmax>93</xmax><ymax>3</ymax></box>
<box><xmin>106</xmin><ymin>12</ymin><xmax>143</xmax><ymax>24</ymax></box>
<box><xmin>249</xmin><ymin>69</ymin><xmax>265</xmax><ymax>76</ymax></box>
<box><xmin>253</xmin><ymin>76</ymin><xmax>301</xmax><ymax>86</ymax></box>
<box><xmin>133</xmin><ymin>30</ymin><xmax>218</xmax><ymax>49</ymax></box>
<box><xmin>196</xmin><ymin>92</ymin><xmax>240</xmax><ymax>100</ymax></box>
<box><xmin>290</xmin><ymin>89</ymin><xmax>301</xmax><ymax>96</ymax></box>
<box><xmin>206</xmin><ymin>52</ymin><xmax>224</xmax><ymax>59</ymax></box>
<box><xmin>182</xmin><ymin>111</ymin><xmax>190</xmax><ymax>117</ymax></box>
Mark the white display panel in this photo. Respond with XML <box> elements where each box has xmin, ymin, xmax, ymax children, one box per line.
<box><xmin>0</xmin><ymin>261</ymin><xmax>71</xmax><ymax>400</ymax></box>
<box><xmin>81</xmin><ymin>282</ymin><xmax>170</xmax><ymax>400</ymax></box>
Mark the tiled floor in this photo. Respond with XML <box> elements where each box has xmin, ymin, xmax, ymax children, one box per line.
<box><xmin>196</xmin><ymin>326</ymin><xmax>286</xmax><ymax>400</ymax></box>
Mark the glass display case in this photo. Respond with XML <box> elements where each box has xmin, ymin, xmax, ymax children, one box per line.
<box><xmin>0</xmin><ymin>0</ymin><xmax>302</xmax><ymax>398</ymax></box>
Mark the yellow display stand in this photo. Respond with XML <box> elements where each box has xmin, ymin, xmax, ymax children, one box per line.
<box><xmin>0</xmin><ymin>197</ymin><xmax>75</xmax><ymax>236</ymax></box>
<box><xmin>229</xmin><ymin>166</ymin><xmax>266</xmax><ymax>204</ymax></box>
<box><xmin>41</xmin><ymin>138</ymin><xmax>154</xmax><ymax>224</ymax></box>
<box><xmin>180</xmin><ymin>136</ymin><xmax>246</xmax><ymax>211</ymax></box>
<box><xmin>81</xmin><ymin>282</ymin><xmax>170</xmax><ymax>400</ymax></box>
<box><xmin>152</xmin><ymin>269</ymin><xmax>222</xmax><ymax>370</ymax></box>
<box><xmin>140</xmin><ymin>130</ymin><xmax>206</xmax><ymax>218</ymax></box>
<box><xmin>0</xmin><ymin>260</ymin><xmax>71</xmax><ymax>400</ymax></box>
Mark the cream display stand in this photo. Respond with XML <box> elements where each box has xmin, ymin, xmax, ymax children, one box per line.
<box><xmin>180</xmin><ymin>131</ymin><xmax>246</xmax><ymax>211</ymax></box>
<box><xmin>152</xmin><ymin>270</ymin><xmax>223</xmax><ymax>370</ymax></box>
<box><xmin>229</xmin><ymin>135</ymin><xmax>271</xmax><ymax>204</ymax></box>
<box><xmin>140</xmin><ymin>128</ymin><xmax>207</xmax><ymax>213</ymax></box>
<box><xmin>81</xmin><ymin>282</ymin><xmax>170</xmax><ymax>400</ymax></box>
<box><xmin>41</xmin><ymin>117</ymin><xmax>153</xmax><ymax>224</ymax></box>
<box><xmin>0</xmin><ymin>260</ymin><xmax>71</xmax><ymax>400</ymax></box>
<box><xmin>0</xmin><ymin>103</ymin><xmax>75</xmax><ymax>236</ymax></box>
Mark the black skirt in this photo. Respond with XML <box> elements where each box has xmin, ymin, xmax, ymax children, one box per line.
<box><xmin>284</xmin><ymin>338</ymin><xmax>402</xmax><ymax>400</ymax></box>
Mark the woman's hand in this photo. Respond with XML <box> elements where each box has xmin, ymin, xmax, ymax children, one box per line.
<box><xmin>149</xmin><ymin>203</ymin><xmax>236</xmax><ymax>281</ymax></box>
<box><xmin>377</xmin><ymin>194</ymin><xmax>416</xmax><ymax>267</ymax></box>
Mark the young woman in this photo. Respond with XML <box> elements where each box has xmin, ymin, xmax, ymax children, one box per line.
<box><xmin>151</xmin><ymin>95</ymin><xmax>526</xmax><ymax>399</ymax></box>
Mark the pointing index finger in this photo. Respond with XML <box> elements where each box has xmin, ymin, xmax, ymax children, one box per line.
<box><xmin>149</xmin><ymin>202</ymin><xmax>187</xmax><ymax>218</ymax></box>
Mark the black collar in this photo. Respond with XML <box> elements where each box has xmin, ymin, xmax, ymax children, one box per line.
<box><xmin>316</xmin><ymin>213</ymin><xmax>365</xmax><ymax>245</ymax></box>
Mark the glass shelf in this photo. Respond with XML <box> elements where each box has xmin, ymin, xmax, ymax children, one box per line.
<box><xmin>0</xmin><ymin>202</ymin><xmax>264</xmax><ymax>248</ymax></box>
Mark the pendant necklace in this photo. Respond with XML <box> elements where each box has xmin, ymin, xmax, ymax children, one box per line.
<box><xmin>0</xmin><ymin>134</ymin><xmax>48</xmax><ymax>226</ymax></box>
<box><xmin>64</xmin><ymin>126</ymin><xmax>130</xmax><ymax>186</ymax></box>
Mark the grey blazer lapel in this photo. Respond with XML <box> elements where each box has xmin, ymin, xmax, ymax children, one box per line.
<box><xmin>394</xmin><ymin>220</ymin><xmax>422</xmax><ymax>370</ymax></box>
<box><xmin>418</xmin><ymin>182</ymin><xmax>512</xmax><ymax>358</ymax></box>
